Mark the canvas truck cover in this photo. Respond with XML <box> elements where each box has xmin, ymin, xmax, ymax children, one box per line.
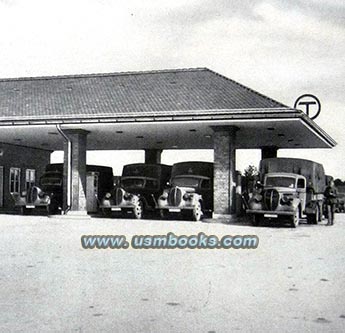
<box><xmin>44</xmin><ymin>163</ymin><xmax>114</xmax><ymax>194</ymax></box>
<box><xmin>46</xmin><ymin>163</ymin><xmax>113</xmax><ymax>175</ymax></box>
<box><xmin>122</xmin><ymin>163</ymin><xmax>171</xmax><ymax>179</ymax></box>
<box><xmin>259</xmin><ymin>158</ymin><xmax>326</xmax><ymax>193</ymax></box>
<box><xmin>171</xmin><ymin>162</ymin><xmax>213</xmax><ymax>180</ymax></box>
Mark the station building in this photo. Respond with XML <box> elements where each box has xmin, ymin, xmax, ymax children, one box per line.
<box><xmin>0</xmin><ymin>68</ymin><xmax>336</xmax><ymax>216</ymax></box>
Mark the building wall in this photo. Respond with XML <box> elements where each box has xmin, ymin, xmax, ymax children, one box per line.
<box><xmin>0</xmin><ymin>143</ymin><xmax>51</xmax><ymax>212</ymax></box>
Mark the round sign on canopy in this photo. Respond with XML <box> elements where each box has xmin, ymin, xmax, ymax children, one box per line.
<box><xmin>294</xmin><ymin>94</ymin><xmax>321</xmax><ymax>120</ymax></box>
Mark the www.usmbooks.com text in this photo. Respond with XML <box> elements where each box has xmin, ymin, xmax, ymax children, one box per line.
<box><xmin>81</xmin><ymin>232</ymin><xmax>259</xmax><ymax>250</ymax></box>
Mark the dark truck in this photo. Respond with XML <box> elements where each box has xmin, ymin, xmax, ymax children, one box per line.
<box><xmin>12</xmin><ymin>163</ymin><xmax>113</xmax><ymax>215</ymax></box>
<box><xmin>157</xmin><ymin>161</ymin><xmax>214</xmax><ymax>221</ymax></box>
<box><xmin>247</xmin><ymin>158</ymin><xmax>326</xmax><ymax>227</ymax></box>
<box><xmin>99</xmin><ymin>163</ymin><xmax>172</xmax><ymax>219</ymax></box>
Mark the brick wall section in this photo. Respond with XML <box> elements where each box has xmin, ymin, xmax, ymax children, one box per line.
<box><xmin>145</xmin><ymin>149</ymin><xmax>162</xmax><ymax>164</ymax></box>
<box><xmin>261</xmin><ymin>146</ymin><xmax>278</xmax><ymax>159</ymax></box>
<box><xmin>213</xmin><ymin>127</ymin><xmax>237</xmax><ymax>215</ymax></box>
<box><xmin>0</xmin><ymin>143</ymin><xmax>51</xmax><ymax>211</ymax></box>
<box><xmin>63</xmin><ymin>129</ymin><xmax>89</xmax><ymax>213</ymax></box>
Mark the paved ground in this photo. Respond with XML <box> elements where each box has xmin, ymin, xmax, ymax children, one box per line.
<box><xmin>0</xmin><ymin>213</ymin><xmax>344</xmax><ymax>332</ymax></box>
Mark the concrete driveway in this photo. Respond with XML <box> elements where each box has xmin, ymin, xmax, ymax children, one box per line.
<box><xmin>0</xmin><ymin>214</ymin><xmax>344</xmax><ymax>332</ymax></box>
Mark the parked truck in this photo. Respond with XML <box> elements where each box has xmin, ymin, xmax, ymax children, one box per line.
<box><xmin>247</xmin><ymin>158</ymin><xmax>326</xmax><ymax>227</ymax></box>
<box><xmin>157</xmin><ymin>161</ymin><xmax>214</xmax><ymax>221</ymax></box>
<box><xmin>12</xmin><ymin>163</ymin><xmax>113</xmax><ymax>215</ymax></box>
<box><xmin>99</xmin><ymin>163</ymin><xmax>172</xmax><ymax>219</ymax></box>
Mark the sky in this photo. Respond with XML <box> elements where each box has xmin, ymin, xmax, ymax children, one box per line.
<box><xmin>0</xmin><ymin>0</ymin><xmax>344</xmax><ymax>177</ymax></box>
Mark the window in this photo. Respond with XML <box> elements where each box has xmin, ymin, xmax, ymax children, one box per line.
<box><xmin>297</xmin><ymin>178</ymin><xmax>305</xmax><ymax>189</ymax></box>
<box><xmin>9</xmin><ymin>168</ymin><xmax>21</xmax><ymax>194</ymax></box>
<box><xmin>265</xmin><ymin>176</ymin><xmax>296</xmax><ymax>188</ymax></box>
<box><xmin>172</xmin><ymin>176</ymin><xmax>200</xmax><ymax>188</ymax></box>
<box><xmin>25</xmin><ymin>169</ymin><xmax>36</xmax><ymax>190</ymax></box>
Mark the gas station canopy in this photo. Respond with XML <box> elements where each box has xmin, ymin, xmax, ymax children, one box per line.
<box><xmin>0</xmin><ymin>68</ymin><xmax>336</xmax><ymax>151</ymax></box>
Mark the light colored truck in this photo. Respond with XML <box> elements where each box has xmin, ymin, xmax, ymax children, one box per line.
<box><xmin>157</xmin><ymin>161</ymin><xmax>213</xmax><ymax>221</ymax></box>
<box><xmin>247</xmin><ymin>158</ymin><xmax>326</xmax><ymax>227</ymax></box>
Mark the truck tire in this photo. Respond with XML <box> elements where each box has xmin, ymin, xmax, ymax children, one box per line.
<box><xmin>21</xmin><ymin>206</ymin><xmax>28</xmax><ymax>215</ymax></box>
<box><xmin>102</xmin><ymin>208</ymin><xmax>112</xmax><ymax>217</ymax></box>
<box><xmin>291</xmin><ymin>211</ymin><xmax>299</xmax><ymax>228</ymax></box>
<box><xmin>252</xmin><ymin>215</ymin><xmax>261</xmax><ymax>227</ymax></box>
<box><xmin>47</xmin><ymin>200</ymin><xmax>59</xmax><ymax>215</ymax></box>
<box><xmin>318</xmin><ymin>203</ymin><xmax>323</xmax><ymax>221</ymax></box>
<box><xmin>132</xmin><ymin>200</ymin><xmax>144</xmax><ymax>219</ymax></box>
<box><xmin>159</xmin><ymin>209</ymin><xmax>168</xmax><ymax>219</ymax></box>
<box><xmin>307</xmin><ymin>214</ymin><xmax>316</xmax><ymax>224</ymax></box>
<box><xmin>307</xmin><ymin>204</ymin><xmax>319</xmax><ymax>224</ymax></box>
<box><xmin>192</xmin><ymin>201</ymin><xmax>203</xmax><ymax>221</ymax></box>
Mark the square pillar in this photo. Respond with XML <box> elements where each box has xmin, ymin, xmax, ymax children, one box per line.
<box><xmin>145</xmin><ymin>149</ymin><xmax>162</xmax><ymax>164</ymax></box>
<box><xmin>62</xmin><ymin>129</ymin><xmax>90</xmax><ymax>215</ymax></box>
<box><xmin>212</xmin><ymin>126</ymin><xmax>238</xmax><ymax>217</ymax></box>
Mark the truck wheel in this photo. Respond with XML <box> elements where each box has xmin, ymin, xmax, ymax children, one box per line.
<box><xmin>133</xmin><ymin>200</ymin><xmax>144</xmax><ymax>219</ymax></box>
<box><xmin>252</xmin><ymin>215</ymin><xmax>261</xmax><ymax>227</ymax></box>
<box><xmin>307</xmin><ymin>207</ymin><xmax>318</xmax><ymax>225</ymax></box>
<box><xmin>21</xmin><ymin>207</ymin><xmax>28</xmax><ymax>215</ymax></box>
<box><xmin>47</xmin><ymin>202</ymin><xmax>59</xmax><ymax>215</ymax></box>
<box><xmin>291</xmin><ymin>211</ymin><xmax>299</xmax><ymax>228</ymax></box>
<box><xmin>192</xmin><ymin>202</ymin><xmax>203</xmax><ymax>221</ymax></box>
<box><xmin>121</xmin><ymin>208</ymin><xmax>130</xmax><ymax>218</ymax></box>
<box><xmin>307</xmin><ymin>214</ymin><xmax>317</xmax><ymax>224</ymax></box>
<box><xmin>102</xmin><ymin>208</ymin><xmax>112</xmax><ymax>217</ymax></box>
<box><xmin>318</xmin><ymin>204</ymin><xmax>323</xmax><ymax>221</ymax></box>
<box><xmin>315</xmin><ymin>205</ymin><xmax>320</xmax><ymax>224</ymax></box>
<box><xmin>306</xmin><ymin>214</ymin><xmax>315</xmax><ymax>224</ymax></box>
<box><xmin>159</xmin><ymin>209</ymin><xmax>168</xmax><ymax>219</ymax></box>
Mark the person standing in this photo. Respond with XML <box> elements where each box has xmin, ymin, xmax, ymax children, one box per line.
<box><xmin>324</xmin><ymin>180</ymin><xmax>338</xmax><ymax>225</ymax></box>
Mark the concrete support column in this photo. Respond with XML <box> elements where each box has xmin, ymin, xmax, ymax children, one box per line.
<box><xmin>212</xmin><ymin>126</ymin><xmax>238</xmax><ymax>217</ymax></box>
<box><xmin>261</xmin><ymin>146</ymin><xmax>278</xmax><ymax>159</ymax></box>
<box><xmin>145</xmin><ymin>149</ymin><xmax>162</xmax><ymax>164</ymax></box>
<box><xmin>62</xmin><ymin>129</ymin><xmax>90</xmax><ymax>215</ymax></box>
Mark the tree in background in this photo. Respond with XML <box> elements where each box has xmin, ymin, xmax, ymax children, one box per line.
<box><xmin>334</xmin><ymin>179</ymin><xmax>345</xmax><ymax>187</ymax></box>
<box><xmin>243</xmin><ymin>165</ymin><xmax>259</xmax><ymax>194</ymax></box>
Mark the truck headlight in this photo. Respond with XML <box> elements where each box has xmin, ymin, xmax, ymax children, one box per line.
<box><xmin>21</xmin><ymin>191</ymin><xmax>27</xmax><ymax>197</ymax></box>
<box><xmin>281</xmin><ymin>194</ymin><xmax>293</xmax><ymax>205</ymax></box>
<box><xmin>105</xmin><ymin>192</ymin><xmax>111</xmax><ymax>199</ymax></box>
<box><xmin>160</xmin><ymin>192</ymin><xmax>168</xmax><ymax>200</ymax></box>
<box><xmin>183</xmin><ymin>193</ymin><xmax>192</xmax><ymax>201</ymax></box>
<box><xmin>124</xmin><ymin>193</ymin><xmax>133</xmax><ymax>200</ymax></box>
<box><xmin>252</xmin><ymin>193</ymin><xmax>262</xmax><ymax>202</ymax></box>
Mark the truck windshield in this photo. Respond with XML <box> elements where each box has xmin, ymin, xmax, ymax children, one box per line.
<box><xmin>265</xmin><ymin>177</ymin><xmax>296</xmax><ymax>188</ymax></box>
<box><xmin>172</xmin><ymin>176</ymin><xmax>200</xmax><ymax>188</ymax></box>
<box><xmin>40</xmin><ymin>177</ymin><xmax>62</xmax><ymax>186</ymax></box>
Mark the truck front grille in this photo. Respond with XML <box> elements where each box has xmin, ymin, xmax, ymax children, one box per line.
<box><xmin>168</xmin><ymin>187</ymin><xmax>182</xmax><ymax>206</ymax></box>
<box><xmin>263</xmin><ymin>189</ymin><xmax>279</xmax><ymax>211</ymax></box>
<box><xmin>27</xmin><ymin>186</ymin><xmax>38</xmax><ymax>204</ymax></box>
<box><xmin>114</xmin><ymin>188</ymin><xmax>123</xmax><ymax>205</ymax></box>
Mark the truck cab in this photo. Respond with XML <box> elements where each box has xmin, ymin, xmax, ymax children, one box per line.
<box><xmin>248</xmin><ymin>173</ymin><xmax>306</xmax><ymax>227</ymax></box>
<box><xmin>157</xmin><ymin>161</ymin><xmax>213</xmax><ymax>221</ymax></box>
<box><xmin>99</xmin><ymin>163</ymin><xmax>171</xmax><ymax>219</ymax></box>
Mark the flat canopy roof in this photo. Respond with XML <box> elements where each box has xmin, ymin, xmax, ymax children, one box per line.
<box><xmin>0</xmin><ymin>68</ymin><xmax>336</xmax><ymax>151</ymax></box>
